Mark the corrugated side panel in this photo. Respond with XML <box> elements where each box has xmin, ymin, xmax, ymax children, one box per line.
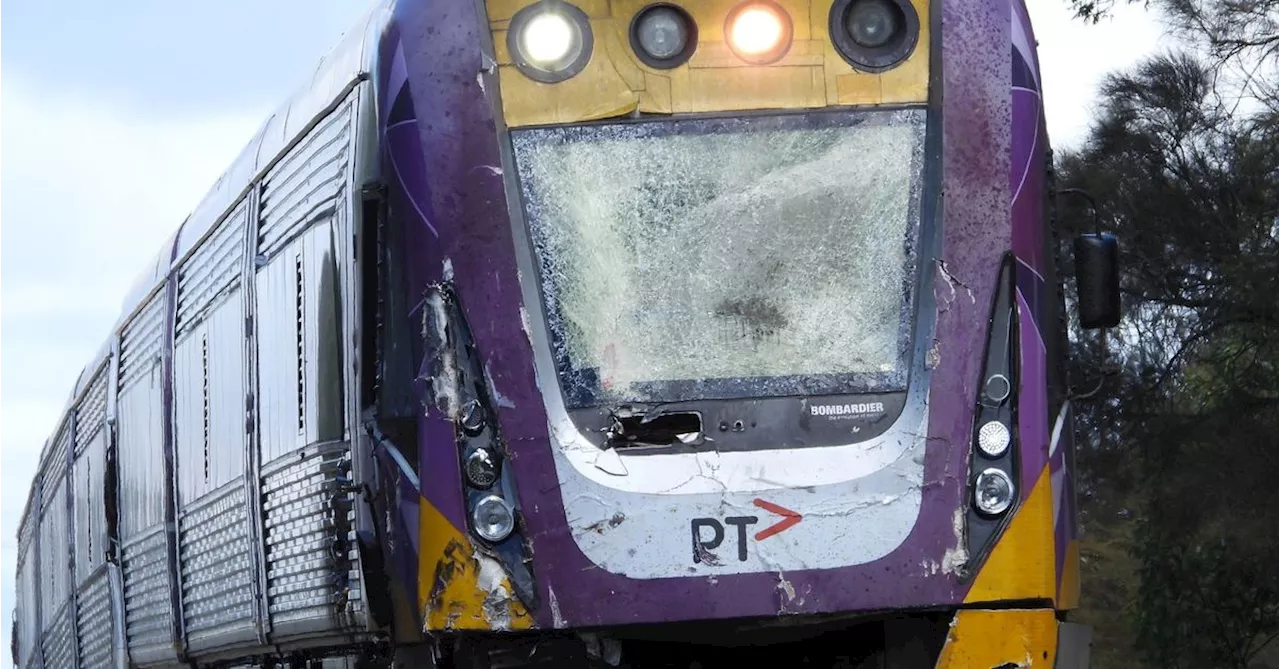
<box><xmin>16</xmin><ymin>546</ymin><xmax>39</xmax><ymax>669</ymax></box>
<box><xmin>118</xmin><ymin>292</ymin><xmax>167</xmax><ymax>541</ymax></box>
<box><xmin>41</xmin><ymin>601</ymin><xmax>75</xmax><ymax>669</ymax></box>
<box><xmin>120</xmin><ymin>293</ymin><xmax>165</xmax><ymax>391</ymax></box>
<box><xmin>39</xmin><ymin>475</ymin><xmax>70</xmax><ymax>628</ymax></box>
<box><xmin>262</xmin><ymin>441</ymin><xmax>364</xmax><ymax>640</ymax></box>
<box><xmin>77</xmin><ymin>566</ymin><xmax>115</xmax><ymax>669</ymax></box>
<box><xmin>74</xmin><ymin>431</ymin><xmax>109</xmax><ymax>585</ymax></box>
<box><xmin>122</xmin><ymin>526</ymin><xmax>177</xmax><ymax>665</ymax></box>
<box><xmin>76</xmin><ymin>366</ymin><xmax>109</xmax><ymax>451</ymax></box>
<box><xmin>179</xmin><ymin>477</ymin><xmax>258</xmax><ymax>653</ymax></box>
<box><xmin>175</xmin><ymin>291</ymin><xmax>247</xmax><ymax>507</ymax></box>
<box><xmin>258</xmin><ymin>99</ymin><xmax>352</xmax><ymax>259</ymax></box>
<box><xmin>177</xmin><ymin>204</ymin><xmax>246</xmax><ymax>334</ymax></box>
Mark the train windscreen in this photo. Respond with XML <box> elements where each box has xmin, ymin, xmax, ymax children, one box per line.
<box><xmin>511</xmin><ymin>109</ymin><xmax>926</xmax><ymax>407</ymax></box>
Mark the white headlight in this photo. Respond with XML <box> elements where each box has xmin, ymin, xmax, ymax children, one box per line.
<box><xmin>472</xmin><ymin>495</ymin><xmax>516</xmax><ymax>542</ymax></box>
<box><xmin>974</xmin><ymin>468</ymin><xmax>1015</xmax><ymax>516</ymax></box>
<box><xmin>976</xmin><ymin>420</ymin><xmax>1011</xmax><ymax>458</ymax></box>
<box><xmin>523</xmin><ymin>12</ymin><xmax>575</xmax><ymax>64</ymax></box>
<box><xmin>509</xmin><ymin>2</ymin><xmax>593</xmax><ymax>82</ymax></box>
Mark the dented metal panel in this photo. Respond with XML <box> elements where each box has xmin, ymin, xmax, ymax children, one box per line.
<box><xmin>117</xmin><ymin>292</ymin><xmax>167</xmax><ymax>540</ymax></box>
<box><xmin>76</xmin><ymin>566</ymin><xmax>116</xmax><ymax>669</ymax></box>
<box><xmin>179</xmin><ymin>476</ymin><xmax>258</xmax><ymax>652</ymax></box>
<box><xmin>121</xmin><ymin>526</ymin><xmax>177</xmax><ymax>665</ymax></box>
<box><xmin>258</xmin><ymin>98</ymin><xmax>353</xmax><ymax>259</ymax></box>
<box><xmin>174</xmin><ymin>290</ymin><xmax>247</xmax><ymax>506</ymax></box>
<box><xmin>261</xmin><ymin>441</ymin><xmax>364</xmax><ymax>640</ymax></box>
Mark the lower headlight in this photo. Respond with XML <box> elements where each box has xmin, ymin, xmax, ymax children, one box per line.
<box><xmin>974</xmin><ymin>468</ymin><xmax>1015</xmax><ymax>517</ymax></box>
<box><xmin>472</xmin><ymin>495</ymin><xmax>516</xmax><ymax>542</ymax></box>
<box><xmin>508</xmin><ymin>1</ymin><xmax>594</xmax><ymax>83</ymax></box>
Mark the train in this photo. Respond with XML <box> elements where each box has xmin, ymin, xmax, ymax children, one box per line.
<box><xmin>11</xmin><ymin>0</ymin><xmax>1123</xmax><ymax>666</ymax></box>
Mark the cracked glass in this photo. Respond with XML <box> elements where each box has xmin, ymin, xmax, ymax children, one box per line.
<box><xmin>511</xmin><ymin>109</ymin><xmax>926</xmax><ymax>407</ymax></box>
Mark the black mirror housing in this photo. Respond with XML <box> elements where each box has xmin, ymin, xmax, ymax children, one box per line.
<box><xmin>1074</xmin><ymin>233</ymin><xmax>1122</xmax><ymax>329</ymax></box>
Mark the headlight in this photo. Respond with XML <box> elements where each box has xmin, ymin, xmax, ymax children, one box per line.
<box><xmin>725</xmin><ymin>1</ymin><xmax>793</xmax><ymax>65</ymax></box>
<box><xmin>630</xmin><ymin>4</ymin><xmax>697</xmax><ymax>68</ymax></box>
<box><xmin>508</xmin><ymin>1</ymin><xmax>593</xmax><ymax>83</ymax></box>
<box><xmin>973</xmin><ymin>468</ymin><xmax>1015</xmax><ymax>517</ymax></box>
<box><xmin>472</xmin><ymin>495</ymin><xmax>516</xmax><ymax>542</ymax></box>
<box><xmin>976</xmin><ymin>420</ymin><xmax>1011</xmax><ymax>458</ymax></box>
<box><xmin>828</xmin><ymin>0</ymin><xmax>918</xmax><ymax>72</ymax></box>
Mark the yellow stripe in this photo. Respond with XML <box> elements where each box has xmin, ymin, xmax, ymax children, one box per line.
<box><xmin>936</xmin><ymin>609</ymin><xmax>1058</xmax><ymax>668</ymax></box>
<box><xmin>418</xmin><ymin>497</ymin><xmax>534</xmax><ymax>631</ymax></box>
<box><xmin>1058</xmin><ymin>538</ymin><xmax>1081</xmax><ymax>610</ymax></box>
<box><xmin>964</xmin><ymin>466</ymin><xmax>1057</xmax><ymax>604</ymax></box>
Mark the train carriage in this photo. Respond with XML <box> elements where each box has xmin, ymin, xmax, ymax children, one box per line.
<box><xmin>12</xmin><ymin>0</ymin><xmax>1121</xmax><ymax>666</ymax></box>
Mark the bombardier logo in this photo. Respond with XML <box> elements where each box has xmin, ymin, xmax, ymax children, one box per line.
<box><xmin>810</xmin><ymin>402</ymin><xmax>885</xmax><ymax>417</ymax></box>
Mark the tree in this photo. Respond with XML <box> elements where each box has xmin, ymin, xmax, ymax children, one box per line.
<box><xmin>1055</xmin><ymin>25</ymin><xmax>1278</xmax><ymax>669</ymax></box>
<box><xmin>1068</xmin><ymin>0</ymin><xmax>1278</xmax><ymax>108</ymax></box>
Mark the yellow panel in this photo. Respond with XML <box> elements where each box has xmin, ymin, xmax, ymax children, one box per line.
<box><xmin>936</xmin><ymin>609</ymin><xmax>1059</xmax><ymax>668</ymax></box>
<box><xmin>689</xmin><ymin>66</ymin><xmax>824</xmax><ymax>112</ymax></box>
<box><xmin>1058</xmin><ymin>538</ymin><xmax>1082</xmax><ymax>609</ymax></box>
<box><xmin>965</xmin><ymin>466</ymin><xmax>1057</xmax><ymax>604</ymax></box>
<box><xmin>491</xmin><ymin>0</ymin><xmax>931</xmax><ymax>127</ymax></box>
<box><xmin>418</xmin><ymin>497</ymin><xmax>534</xmax><ymax>631</ymax></box>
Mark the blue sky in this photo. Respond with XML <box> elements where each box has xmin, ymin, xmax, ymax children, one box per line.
<box><xmin>0</xmin><ymin>0</ymin><xmax>1166</xmax><ymax>663</ymax></box>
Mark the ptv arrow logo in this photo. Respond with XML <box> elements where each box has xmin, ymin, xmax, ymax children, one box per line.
<box><xmin>689</xmin><ymin>499</ymin><xmax>804</xmax><ymax>564</ymax></box>
<box><xmin>752</xmin><ymin>499</ymin><xmax>803</xmax><ymax>540</ymax></box>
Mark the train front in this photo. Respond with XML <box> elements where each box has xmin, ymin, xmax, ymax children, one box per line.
<box><xmin>384</xmin><ymin>0</ymin><xmax>1082</xmax><ymax>665</ymax></box>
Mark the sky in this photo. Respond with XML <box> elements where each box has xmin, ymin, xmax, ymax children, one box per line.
<box><xmin>0</xmin><ymin>0</ymin><xmax>1167</xmax><ymax>663</ymax></box>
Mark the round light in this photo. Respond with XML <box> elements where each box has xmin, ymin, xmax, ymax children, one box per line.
<box><xmin>508</xmin><ymin>2</ymin><xmax>594</xmax><ymax>83</ymax></box>
<box><xmin>984</xmin><ymin>374</ymin><xmax>1011</xmax><ymax>403</ymax></box>
<box><xmin>974</xmin><ymin>468</ymin><xmax>1015</xmax><ymax>517</ymax></box>
<box><xmin>464</xmin><ymin>446</ymin><xmax>501</xmax><ymax>489</ymax></box>
<box><xmin>472</xmin><ymin>495</ymin><xmax>515</xmax><ymax>542</ymax></box>
<box><xmin>846</xmin><ymin>0</ymin><xmax>900</xmax><ymax>48</ymax></box>
<box><xmin>630</xmin><ymin>5</ymin><xmax>696</xmax><ymax>68</ymax></box>
<box><xmin>828</xmin><ymin>0</ymin><xmax>918</xmax><ymax>72</ymax></box>
<box><xmin>976</xmin><ymin>420</ymin><xmax>1011</xmax><ymax>458</ymax></box>
<box><xmin>523</xmin><ymin>12</ymin><xmax>575</xmax><ymax>64</ymax></box>
<box><xmin>725</xmin><ymin>1</ymin><xmax>793</xmax><ymax>64</ymax></box>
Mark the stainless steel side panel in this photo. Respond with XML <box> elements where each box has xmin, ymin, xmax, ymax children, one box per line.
<box><xmin>261</xmin><ymin>441</ymin><xmax>363</xmax><ymax>641</ymax></box>
<box><xmin>41</xmin><ymin>601</ymin><xmax>75</xmax><ymax>669</ymax></box>
<box><xmin>178</xmin><ymin>476</ymin><xmax>259</xmax><ymax>653</ymax></box>
<box><xmin>76</xmin><ymin>566</ymin><xmax>116</xmax><ymax>669</ymax></box>
<box><xmin>120</xmin><ymin>526</ymin><xmax>177</xmax><ymax>666</ymax></box>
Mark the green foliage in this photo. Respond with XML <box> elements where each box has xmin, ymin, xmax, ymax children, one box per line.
<box><xmin>1055</xmin><ymin>3</ymin><xmax>1277</xmax><ymax>666</ymax></box>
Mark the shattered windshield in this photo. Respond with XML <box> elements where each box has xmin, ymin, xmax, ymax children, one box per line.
<box><xmin>510</xmin><ymin>109</ymin><xmax>926</xmax><ymax>407</ymax></box>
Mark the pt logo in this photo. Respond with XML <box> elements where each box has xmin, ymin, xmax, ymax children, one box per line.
<box><xmin>690</xmin><ymin>499</ymin><xmax>803</xmax><ymax>564</ymax></box>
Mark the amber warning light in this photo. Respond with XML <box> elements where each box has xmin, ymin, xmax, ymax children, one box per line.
<box><xmin>725</xmin><ymin>1</ymin><xmax>793</xmax><ymax>64</ymax></box>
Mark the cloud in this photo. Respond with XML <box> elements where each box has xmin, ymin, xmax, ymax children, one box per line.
<box><xmin>1</xmin><ymin>71</ymin><xmax>265</xmax><ymax>666</ymax></box>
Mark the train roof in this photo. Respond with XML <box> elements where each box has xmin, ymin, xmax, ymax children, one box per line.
<box><xmin>23</xmin><ymin>0</ymin><xmax>392</xmax><ymax>525</ymax></box>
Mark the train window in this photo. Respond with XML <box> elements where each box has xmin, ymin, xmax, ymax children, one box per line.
<box><xmin>511</xmin><ymin>109</ymin><xmax>926</xmax><ymax>406</ymax></box>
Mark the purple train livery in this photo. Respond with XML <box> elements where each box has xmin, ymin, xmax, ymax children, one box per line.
<box><xmin>12</xmin><ymin>0</ymin><xmax>1123</xmax><ymax>666</ymax></box>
